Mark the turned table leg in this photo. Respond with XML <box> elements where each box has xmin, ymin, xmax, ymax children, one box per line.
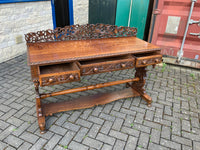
<box><xmin>34</xmin><ymin>80</ymin><xmax>46</xmax><ymax>134</ymax></box>
<box><xmin>131</xmin><ymin>67</ymin><xmax>152</xmax><ymax>107</ymax></box>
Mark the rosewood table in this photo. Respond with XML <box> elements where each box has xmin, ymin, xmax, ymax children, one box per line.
<box><xmin>25</xmin><ymin>24</ymin><xmax>162</xmax><ymax>133</ymax></box>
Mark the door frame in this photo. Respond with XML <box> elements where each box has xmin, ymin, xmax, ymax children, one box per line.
<box><xmin>51</xmin><ymin>0</ymin><xmax>74</xmax><ymax>29</ymax></box>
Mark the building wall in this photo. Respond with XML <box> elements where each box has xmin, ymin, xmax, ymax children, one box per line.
<box><xmin>73</xmin><ymin>0</ymin><xmax>88</xmax><ymax>25</ymax></box>
<box><xmin>0</xmin><ymin>1</ymin><xmax>53</xmax><ymax>63</ymax></box>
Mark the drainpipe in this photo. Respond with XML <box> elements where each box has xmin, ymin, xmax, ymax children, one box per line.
<box><xmin>177</xmin><ymin>0</ymin><xmax>197</xmax><ymax>62</ymax></box>
<box><xmin>128</xmin><ymin>0</ymin><xmax>133</xmax><ymax>27</ymax></box>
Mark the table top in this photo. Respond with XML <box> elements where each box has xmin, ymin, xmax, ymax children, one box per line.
<box><xmin>27</xmin><ymin>36</ymin><xmax>161</xmax><ymax>66</ymax></box>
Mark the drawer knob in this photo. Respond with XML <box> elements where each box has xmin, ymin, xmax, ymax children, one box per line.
<box><xmin>142</xmin><ymin>60</ymin><xmax>147</xmax><ymax>65</ymax></box>
<box><xmin>155</xmin><ymin>59</ymin><xmax>159</xmax><ymax>63</ymax></box>
<box><xmin>69</xmin><ymin>75</ymin><xmax>74</xmax><ymax>80</ymax></box>
<box><xmin>93</xmin><ymin>67</ymin><xmax>98</xmax><ymax>72</ymax></box>
<box><xmin>48</xmin><ymin>78</ymin><xmax>53</xmax><ymax>83</ymax></box>
<box><xmin>121</xmin><ymin>64</ymin><xmax>126</xmax><ymax>68</ymax></box>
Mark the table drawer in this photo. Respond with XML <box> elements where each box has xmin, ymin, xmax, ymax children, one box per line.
<box><xmin>77</xmin><ymin>55</ymin><xmax>135</xmax><ymax>76</ymax></box>
<box><xmin>134</xmin><ymin>53</ymin><xmax>162</xmax><ymax>67</ymax></box>
<box><xmin>39</xmin><ymin>62</ymin><xmax>80</xmax><ymax>86</ymax></box>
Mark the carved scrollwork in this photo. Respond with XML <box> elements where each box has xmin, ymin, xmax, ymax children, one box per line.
<box><xmin>137</xmin><ymin>56</ymin><xmax>162</xmax><ymax>67</ymax></box>
<box><xmin>41</xmin><ymin>73</ymin><xmax>80</xmax><ymax>86</ymax></box>
<box><xmin>131</xmin><ymin>67</ymin><xmax>147</xmax><ymax>94</ymax></box>
<box><xmin>25</xmin><ymin>24</ymin><xmax>137</xmax><ymax>43</ymax></box>
<box><xmin>81</xmin><ymin>61</ymin><xmax>134</xmax><ymax>76</ymax></box>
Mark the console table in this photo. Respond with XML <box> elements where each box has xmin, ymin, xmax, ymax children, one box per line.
<box><xmin>25</xmin><ymin>24</ymin><xmax>162</xmax><ymax>133</ymax></box>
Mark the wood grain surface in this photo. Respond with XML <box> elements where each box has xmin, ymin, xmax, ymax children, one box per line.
<box><xmin>27</xmin><ymin>37</ymin><xmax>160</xmax><ymax>66</ymax></box>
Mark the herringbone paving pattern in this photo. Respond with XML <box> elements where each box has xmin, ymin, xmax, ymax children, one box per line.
<box><xmin>0</xmin><ymin>54</ymin><xmax>200</xmax><ymax>150</ymax></box>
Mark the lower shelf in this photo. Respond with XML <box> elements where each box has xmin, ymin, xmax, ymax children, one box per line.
<box><xmin>43</xmin><ymin>88</ymin><xmax>140</xmax><ymax>116</ymax></box>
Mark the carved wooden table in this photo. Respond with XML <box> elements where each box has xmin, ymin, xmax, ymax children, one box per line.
<box><xmin>25</xmin><ymin>24</ymin><xmax>162</xmax><ymax>133</ymax></box>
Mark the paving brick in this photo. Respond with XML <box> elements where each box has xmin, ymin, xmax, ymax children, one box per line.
<box><xmin>49</xmin><ymin>125</ymin><xmax>67</xmax><ymax>136</ymax></box>
<box><xmin>91</xmin><ymin>107</ymin><xmax>102</xmax><ymax>117</ymax></box>
<box><xmin>12</xmin><ymin>122</ymin><xmax>30</xmax><ymax>136</ymax></box>
<box><xmin>100</xmin><ymin>120</ymin><xmax>113</xmax><ymax>134</ymax></box>
<box><xmin>13</xmin><ymin>107</ymin><xmax>30</xmax><ymax>118</ymax></box>
<box><xmin>88</xmin><ymin>124</ymin><xmax>101</xmax><ymax>138</ymax></box>
<box><xmin>153</xmin><ymin>117</ymin><xmax>171</xmax><ymax>126</ymax></box>
<box><xmin>160</xmin><ymin>138</ymin><xmax>181</xmax><ymax>150</ymax></box>
<box><xmin>143</xmin><ymin>120</ymin><xmax>161</xmax><ymax>130</ymax></box>
<box><xmin>0</xmin><ymin>141</ymin><xmax>8</xmax><ymax>150</ymax></box>
<box><xmin>191</xmin><ymin>117</ymin><xmax>199</xmax><ymax>128</ymax></box>
<box><xmin>99</xmin><ymin>113</ymin><xmax>115</xmax><ymax>122</ymax></box>
<box><xmin>113</xmin><ymin>139</ymin><xmax>126</xmax><ymax>150</ymax></box>
<box><xmin>161</xmin><ymin>126</ymin><xmax>171</xmax><ymax>139</ymax></box>
<box><xmin>112</xmin><ymin>118</ymin><xmax>124</xmax><ymax>131</ymax></box>
<box><xmin>68</xmin><ymin>111</ymin><xmax>82</xmax><ymax>122</ymax></box>
<box><xmin>4</xmin><ymin>135</ymin><xmax>23</xmax><ymax>148</ymax></box>
<box><xmin>109</xmin><ymin>130</ymin><xmax>128</xmax><ymax>141</ymax></box>
<box><xmin>87</xmin><ymin>116</ymin><xmax>104</xmax><ymax>125</ymax></box>
<box><xmin>145</xmin><ymin>110</ymin><xmax>154</xmax><ymax>121</ymax></box>
<box><xmin>44</xmin><ymin>134</ymin><xmax>62</xmax><ymax>150</ymax></box>
<box><xmin>172</xmin><ymin>135</ymin><xmax>192</xmax><ymax>146</ymax></box>
<box><xmin>19</xmin><ymin>131</ymin><xmax>39</xmax><ymax>144</ymax></box>
<box><xmin>1</xmin><ymin>109</ymin><xmax>17</xmax><ymax>121</ymax></box>
<box><xmin>83</xmin><ymin>137</ymin><xmax>103</xmax><ymax>149</ymax></box>
<box><xmin>151</xmin><ymin>128</ymin><xmax>161</xmax><ymax>144</ymax></box>
<box><xmin>112</xmin><ymin>101</ymin><xmax>122</xmax><ymax>111</ymax></box>
<box><xmin>59</xmin><ymin>130</ymin><xmax>75</xmax><ymax>146</ymax></box>
<box><xmin>182</xmin><ymin>131</ymin><xmax>200</xmax><ymax>141</ymax></box>
<box><xmin>110</xmin><ymin>110</ymin><xmax>126</xmax><ymax>119</ymax></box>
<box><xmin>96</xmin><ymin>133</ymin><xmax>116</xmax><ymax>145</ymax></box>
<box><xmin>0</xmin><ymin>120</ymin><xmax>9</xmax><ymax>130</ymax></box>
<box><xmin>182</xmin><ymin>145</ymin><xmax>192</xmax><ymax>150</ymax></box>
<box><xmin>133</xmin><ymin>123</ymin><xmax>151</xmax><ymax>134</ymax></box>
<box><xmin>101</xmin><ymin>144</ymin><xmax>112</xmax><ymax>150</ymax></box>
<box><xmin>18</xmin><ymin>142</ymin><xmax>32</xmax><ymax>150</ymax></box>
<box><xmin>63</xmin><ymin>122</ymin><xmax>80</xmax><ymax>132</ymax></box>
<box><xmin>182</xmin><ymin>119</ymin><xmax>191</xmax><ymax>132</ymax></box>
<box><xmin>29</xmin><ymin>138</ymin><xmax>47</xmax><ymax>150</ymax></box>
<box><xmin>134</xmin><ymin>113</ymin><xmax>144</xmax><ymax>124</ymax></box>
<box><xmin>68</xmin><ymin>141</ymin><xmax>89</xmax><ymax>150</ymax></box>
<box><xmin>148</xmin><ymin>143</ymin><xmax>169</xmax><ymax>150</ymax></box>
<box><xmin>26</xmin><ymin>121</ymin><xmax>38</xmax><ymax>133</ymax></box>
<box><xmin>125</xmin><ymin>136</ymin><xmax>138</xmax><ymax>150</ymax></box>
<box><xmin>76</xmin><ymin>118</ymin><xmax>93</xmax><ymax>128</ymax></box>
<box><xmin>172</xmin><ymin>121</ymin><xmax>181</xmax><ymax>136</ymax></box>
<box><xmin>130</xmin><ymin>106</ymin><xmax>146</xmax><ymax>114</ymax></box>
<box><xmin>121</xmin><ymin>126</ymin><xmax>140</xmax><ymax>137</ymax></box>
<box><xmin>120</xmin><ymin>108</ymin><xmax>136</xmax><ymax>117</ymax></box>
<box><xmin>0</xmin><ymin>125</ymin><xmax>16</xmax><ymax>141</ymax></box>
<box><xmin>193</xmin><ymin>141</ymin><xmax>200</xmax><ymax>150</ymax></box>
<box><xmin>155</xmin><ymin>108</ymin><xmax>163</xmax><ymax>118</ymax></box>
<box><xmin>55</xmin><ymin>114</ymin><xmax>70</xmax><ymax>126</ymax></box>
<box><xmin>46</xmin><ymin>116</ymin><xmax>57</xmax><ymax>129</ymax></box>
<box><xmin>102</xmin><ymin>104</ymin><xmax>113</xmax><ymax>114</ymax></box>
<box><xmin>122</xmin><ymin>98</ymin><xmax>132</xmax><ymax>109</ymax></box>
<box><xmin>138</xmin><ymin>132</ymin><xmax>149</xmax><ymax>148</ymax></box>
<box><xmin>74</xmin><ymin>127</ymin><xmax>89</xmax><ymax>142</ymax></box>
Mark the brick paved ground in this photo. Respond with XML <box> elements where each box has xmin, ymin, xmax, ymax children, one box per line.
<box><xmin>0</xmin><ymin>54</ymin><xmax>200</xmax><ymax>150</ymax></box>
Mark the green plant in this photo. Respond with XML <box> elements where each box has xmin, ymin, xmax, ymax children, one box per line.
<box><xmin>161</xmin><ymin>63</ymin><xmax>167</xmax><ymax>72</ymax></box>
<box><xmin>190</xmin><ymin>73</ymin><xmax>195</xmax><ymax>80</ymax></box>
<box><xmin>138</xmin><ymin>145</ymin><xmax>142</xmax><ymax>148</ymax></box>
<box><xmin>64</xmin><ymin>146</ymin><xmax>68</xmax><ymax>149</ymax></box>
<box><xmin>130</xmin><ymin>123</ymin><xmax>134</xmax><ymax>127</ymax></box>
<box><xmin>83</xmin><ymin>135</ymin><xmax>88</xmax><ymax>139</ymax></box>
<box><xmin>12</xmin><ymin>128</ymin><xmax>18</xmax><ymax>131</ymax></box>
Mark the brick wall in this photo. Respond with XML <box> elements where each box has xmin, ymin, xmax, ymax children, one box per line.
<box><xmin>73</xmin><ymin>0</ymin><xmax>89</xmax><ymax>25</ymax></box>
<box><xmin>0</xmin><ymin>1</ymin><xmax>53</xmax><ymax>63</ymax></box>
